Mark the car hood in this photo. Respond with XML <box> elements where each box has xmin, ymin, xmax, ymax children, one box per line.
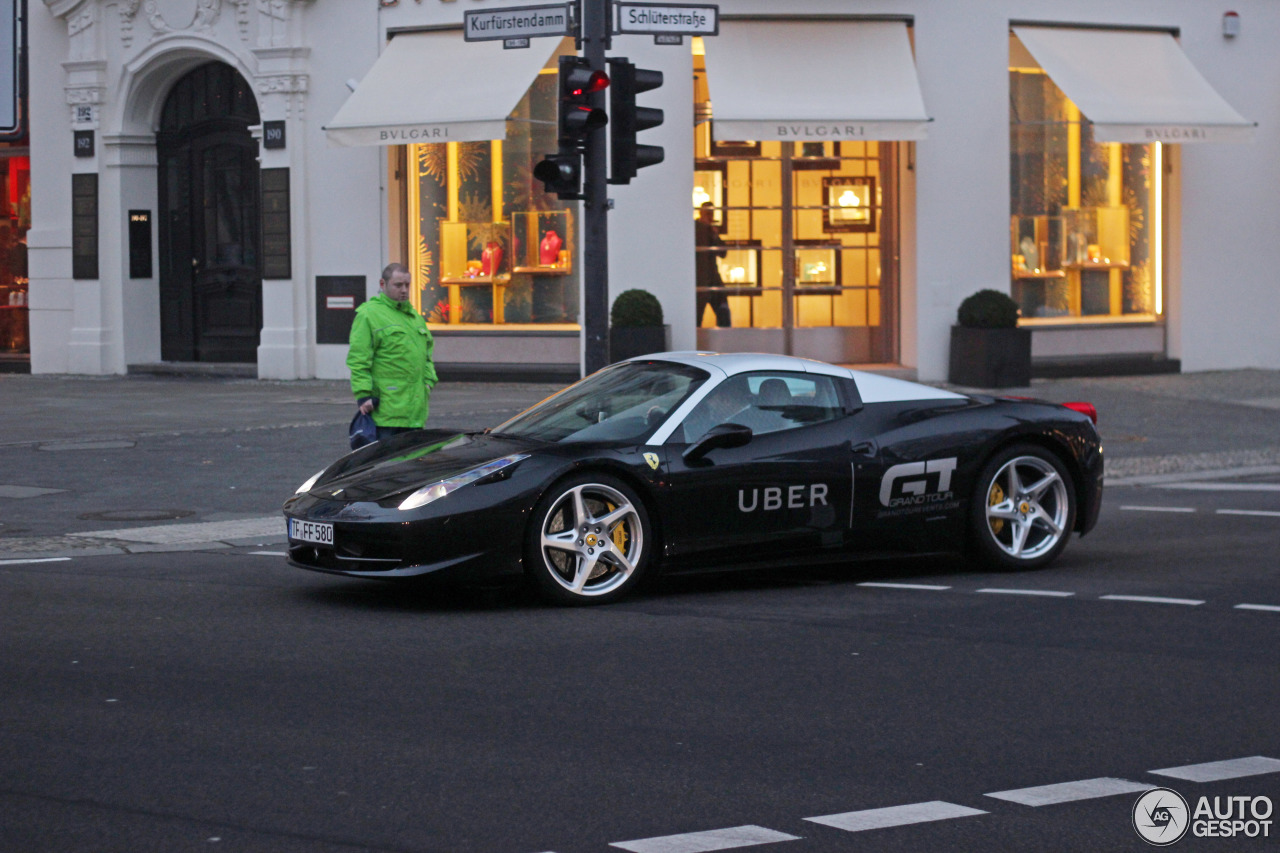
<box><xmin>309</xmin><ymin>431</ymin><xmax>539</xmax><ymax>502</ymax></box>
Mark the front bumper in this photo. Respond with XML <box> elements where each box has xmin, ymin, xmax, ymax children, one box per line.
<box><xmin>282</xmin><ymin>493</ymin><xmax>526</xmax><ymax>581</ymax></box>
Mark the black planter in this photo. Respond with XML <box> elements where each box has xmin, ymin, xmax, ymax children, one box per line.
<box><xmin>609</xmin><ymin>325</ymin><xmax>670</xmax><ymax>363</ymax></box>
<box><xmin>948</xmin><ymin>325</ymin><xmax>1032</xmax><ymax>388</ymax></box>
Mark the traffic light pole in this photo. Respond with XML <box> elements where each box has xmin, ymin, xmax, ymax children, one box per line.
<box><xmin>581</xmin><ymin>0</ymin><xmax>610</xmax><ymax>375</ymax></box>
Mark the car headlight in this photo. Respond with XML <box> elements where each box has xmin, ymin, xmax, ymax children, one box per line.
<box><xmin>295</xmin><ymin>469</ymin><xmax>325</xmax><ymax>495</ymax></box>
<box><xmin>398</xmin><ymin>454</ymin><xmax>530</xmax><ymax>511</ymax></box>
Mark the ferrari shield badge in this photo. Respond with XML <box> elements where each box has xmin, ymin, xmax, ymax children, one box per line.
<box><xmin>643</xmin><ymin>452</ymin><xmax>660</xmax><ymax>470</ymax></box>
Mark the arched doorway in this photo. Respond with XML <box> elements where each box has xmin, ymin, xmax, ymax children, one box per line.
<box><xmin>157</xmin><ymin>62</ymin><xmax>261</xmax><ymax>362</ymax></box>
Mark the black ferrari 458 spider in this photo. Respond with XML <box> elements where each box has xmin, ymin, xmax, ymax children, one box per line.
<box><xmin>284</xmin><ymin>352</ymin><xmax>1102</xmax><ymax>604</ymax></box>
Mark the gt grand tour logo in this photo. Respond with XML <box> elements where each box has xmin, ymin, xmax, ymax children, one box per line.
<box><xmin>1133</xmin><ymin>788</ymin><xmax>1273</xmax><ymax>845</ymax></box>
<box><xmin>877</xmin><ymin>457</ymin><xmax>960</xmax><ymax>517</ymax></box>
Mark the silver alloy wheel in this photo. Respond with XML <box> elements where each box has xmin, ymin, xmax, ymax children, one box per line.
<box><xmin>983</xmin><ymin>454</ymin><xmax>1070</xmax><ymax>561</ymax></box>
<box><xmin>537</xmin><ymin>482</ymin><xmax>645</xmax><ymax>598</ymax></box>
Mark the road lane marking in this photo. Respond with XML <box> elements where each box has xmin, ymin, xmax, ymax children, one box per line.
<box><xmin>1100</xmin><ymin>595</ymin><xmax>1204</xmax><ymax>606</ymax></box>
<box><xmin>1155</xmin><ymin>483</ymin><xmax>1280</xmax><ymax>491</ymax></box>
<box><xmin>251</xmin><ymin>551</ymin><xmax>287</xmax><ymax>557</ymax></box>
<box><xmin>985</xmin><ymin>777</ymin><xmax>1150</xmax><ymax>806</ymax></box>
<box><xmin>977</xmin><ymin>588</ymin><xmax>1075</xmax><ymax>598</ymax></box>
<box><xmin>1235</xmin><ymin>603</ymin><xmax>1280</xmax><ymax>613</ymax></box>
<box><xmin>610</xmin><ymin>825</ymin><xmax>800</xmax><ymax>852</ymax></box>
<box><xmin>0</xmin><ymin>557</ymin><xmax>72</xmax><ymax>566</ymax></box>
<box><xmin>804</xmin><ymin>801</ymin><xmax>986</xmax><ymax>832</ymax></box>
<box><xmin>1119</xmin><ymin>506</ymin><xmax>1196</xmax><ymax>513</ymax></box>
<box><xmin>1150</xmin><ymin>756</ymin><xmax>1280</xmax><ymax>783</ymax></box>
<box><xmin>1216</xmin><ymin>509</ymin><xmax>1280</xmax><ymax>518</ymax></box>
<box><xmin>857</xmin><ymin>582</ymin><xmax>951</xmax><ymax>591</ymax></box>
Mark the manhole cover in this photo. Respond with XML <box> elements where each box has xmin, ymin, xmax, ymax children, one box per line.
<box><xmin>77</xmin><ymin>509</ymin><xmax>196</xmax><ymax>522</ymax></box>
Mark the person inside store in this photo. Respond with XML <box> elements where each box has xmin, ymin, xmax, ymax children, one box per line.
<box><xmin>695</xmin><ymin>201</ymin><xmax>731</xmax><ymax>328</ymax></box>
<box><xmin>347</xmin><ymin>262</ymin><xmax>438</xmax><ymax>441</ymax></box>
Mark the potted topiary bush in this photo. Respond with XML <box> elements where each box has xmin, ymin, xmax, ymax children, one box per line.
<box><xmin>609</xmin><ymin>289</ymin><xmax>670</xmax><ymax>362</ymax></box>
<box><xmin>948</xmin><ymin>289</ymin><xmax>1032</xmax><ymax>387</ymax></box>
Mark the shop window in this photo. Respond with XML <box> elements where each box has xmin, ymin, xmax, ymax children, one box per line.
<box><xmin>405</xmin><ymin>57</ymin><xmax>578</xmax><ymax>328</ymax></box>
<box><xmin>0</xmin><ymin>153</ymin><xmax>29</xmax><ymax>356</ymax></box>
<box><xmin>692</xmin><ymin>48</ymin><xmax>890</xmax><ymax>335</ymax></box>
<box><xmin>1010</xmin><ymin>33</ymin><xmax>1160</xmax><ymax>323</ymax></box>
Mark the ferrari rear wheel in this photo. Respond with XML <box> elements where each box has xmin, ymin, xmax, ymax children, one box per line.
<box><xmin>969</xmin><ymin>444</ymin><xmax>1076</xmax><ymax>571</ymax></box>
<box><xmin>526</xmin><ymin>473</ymin><xmax>651</xmax><ymax>605</ymax></box>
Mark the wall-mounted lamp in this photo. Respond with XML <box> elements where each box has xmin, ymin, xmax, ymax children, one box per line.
<box><xmin>1223</xmin><ymin>10</ymin><xmax>1240</xmax><ymax>38</ymax></box>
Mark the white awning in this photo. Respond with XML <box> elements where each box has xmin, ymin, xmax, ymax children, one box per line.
<box><xmin>703</xmin><ymin>19</ymin><xmax>931</xmax><ymax>142</ymax></box>
<box><xmin>325</xmin><ymin>31</ymin><xmax>560</xmax><ymax>146</ymax></box>
<box><xmin>1013</xmin><ymin>26</ymin><xmax>1255</xmax><ymax>144</ymax></box>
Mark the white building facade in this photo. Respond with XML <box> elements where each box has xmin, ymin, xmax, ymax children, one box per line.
<box><xmin>25</xmin><ymin>0</ymin><xmax>1280</xmax><ymax>381</ymax></box>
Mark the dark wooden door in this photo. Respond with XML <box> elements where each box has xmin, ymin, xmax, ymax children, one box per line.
<box><xmin>157</xmin><ymin>63</ymin><xmax>261</xmax><ymax>363</ymax></box>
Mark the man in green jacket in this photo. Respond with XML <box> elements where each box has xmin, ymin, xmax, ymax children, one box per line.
<box><xmin>347</xmin><ymin>263</ymin><xmax>438</xmax><ymax>440</ymax></box>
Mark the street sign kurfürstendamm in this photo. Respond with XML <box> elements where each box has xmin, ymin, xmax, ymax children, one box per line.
<box><xmin>464</xmin><ymin>4</ymin><xmax>573</xmax><ymax>42</ymax></box>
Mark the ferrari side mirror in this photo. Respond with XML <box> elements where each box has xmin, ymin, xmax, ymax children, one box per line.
<box><xmin>683</xmin><ymin>422</ymin><xmax>752</xmax><ymax>464</ymax></box>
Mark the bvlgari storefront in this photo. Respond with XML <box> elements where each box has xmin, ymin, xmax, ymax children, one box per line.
<box><xmin>26</xmin><ymin>1</ymin><xmax>1278</xmax><ymax>382</ymax></box>
<box><xmin>690</xmin><ymin>18</ymin><xmax>928</xmax><ymax>365</ymax></box>
<box><xmin>326</xmin><ymin>30</ymin><xmax>585</xmax><ymax>380</ymax></box>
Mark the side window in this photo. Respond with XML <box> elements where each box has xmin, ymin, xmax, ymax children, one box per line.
<box><xmin>674</xmin><ymin>372</ymin><xmax>844</xmax><ymax>442</ymax></box>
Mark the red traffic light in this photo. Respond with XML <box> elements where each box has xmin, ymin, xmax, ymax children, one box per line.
<box><xmin>569</xmin><ymin>70</ymin><xmax>610</xmax><ymax>97</ymax></box>
<box><xmin>563</xmin><ymin>64</ymin><xmax>610</xmax><ymax>98</ymax></box>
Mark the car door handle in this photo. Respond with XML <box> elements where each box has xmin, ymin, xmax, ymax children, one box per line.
<box><xmin>851</xmin><ymin>441</ymin><xmax>875</xmax><ymax>456</ymax></box>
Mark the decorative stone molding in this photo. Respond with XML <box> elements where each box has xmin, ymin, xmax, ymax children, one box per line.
<box><xmin>232</xmin><ymin>0</ymin><xmax>252</xmax><ymax>41</ymax></box>
<box><xmin>136</xmin><ymin>0</ymin><xmax>223</xmax><ymax>37</ymax></box>
<box><xmin>66</xmin><ymin>3</ymin><xmax>98</xmax><ymax>61</ymax></box>
<box><xmin>120</xmin><ymin>0</ymin><xmax>143</xmax><ymax>48</ymax></box>
<box><xmin>256</xmin><ymin>73</ymin><xmax>306</xmax><ymax>94</ymax></box>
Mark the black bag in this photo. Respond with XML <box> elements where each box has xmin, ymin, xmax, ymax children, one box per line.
<box><xmin>349</xmin><ymin>410</ymin><xmax>378</xmax><ymax>450</ymax></box>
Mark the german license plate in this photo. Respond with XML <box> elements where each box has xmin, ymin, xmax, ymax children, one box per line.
<box><xmin>289</xmin><ymin>518</ymin><xmax>333</xmax><ymax>545</ymax></box>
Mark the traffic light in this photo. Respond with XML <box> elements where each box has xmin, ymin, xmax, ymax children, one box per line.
<box><xmin>608</xmin><ymin>58</ymin><xmax>664</xmax><ymax>185</ymax></box>
<box><xmin>535</xmin><ymin>56</ymin><xmax>610</xmax><ymax>199</ymax></box>
<box><xmin>533</xmin><ymin>153</ymin><xmax>581</xmax><ymax>199</ymax></box>
<box><xmin>556</xmin><ymin>55</ymin><xmax>609</xmax><ymax>148</ymax></box>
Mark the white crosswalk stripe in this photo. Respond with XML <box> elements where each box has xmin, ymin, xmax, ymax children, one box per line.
<box><xmin>1100</xmin><ymin>594</ymin><xmax>1204</xmax><ymax>606</ymax></box>
<box><xmin>804</xmin><ymin>801</ymin><xmax>987</xmax><ymax>832</ymax></box>
<box><xmin>610</xmin><ymin>825</ymin><xmax>800</xmax><ymax>853</ymax></box>
<box><xmin>857</xmin><ymin>582</ymin><xmax>950</xmax><ymax>591</ymax></box>
<box><xmin>985</xmin><ymin>777</ymin><xmax>1151</xmax><ymax>806</ymax></box>
<box><xmin>1150</xmin><ymin>756</ymin><xmax>1280</xmax><ymax>783</ymax></box>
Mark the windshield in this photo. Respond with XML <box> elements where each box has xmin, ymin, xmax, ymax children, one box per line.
<box><xmin>492</xmin><ymin>361</ymin><xmax>709</xmax><ymax>444</ymax></box>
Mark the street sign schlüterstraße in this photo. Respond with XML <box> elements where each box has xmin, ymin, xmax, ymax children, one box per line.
<box><xmin>614</xmin><ymin>3</ymin><xmax>719</xmax><ymax>36</ymax></box>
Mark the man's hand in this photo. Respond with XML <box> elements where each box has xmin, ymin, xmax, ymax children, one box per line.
<box><xmin>359</xmin><ymin>399</ymin><xmax>375</xmax><ymax>415</ymax></box>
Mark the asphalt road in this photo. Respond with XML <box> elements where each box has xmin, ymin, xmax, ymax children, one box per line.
<box><xmin>2</xmin><ymin>369</ymin><xmax>1279</xmax><ymax>851</ymax></box>
<box><xmin>2</xmin><ymin>474</ymin><xmax>1278</xmax><ymax>852</ymax></box>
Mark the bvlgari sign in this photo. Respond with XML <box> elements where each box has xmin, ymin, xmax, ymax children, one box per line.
<box><xmin>714</xmin><ymin>120</ymin><xmax>931</xmax><ymax>143</ymax></box>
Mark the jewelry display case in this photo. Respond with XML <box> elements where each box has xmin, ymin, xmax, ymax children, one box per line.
<box><xmin>511</xmin><ymin>210</ymin><xmax>573</xmax><ymax>275</ymax></box>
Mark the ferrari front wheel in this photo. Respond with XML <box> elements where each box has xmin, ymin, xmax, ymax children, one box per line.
<box><xmin>526</xmin><ymin>473</ymin><xmax>651</xmax><ymax>605</ymax></box>
<box><xmin>969</xmin><ymin>444</ymin><xmax>1076</xmax><ymax>571</ymax></box>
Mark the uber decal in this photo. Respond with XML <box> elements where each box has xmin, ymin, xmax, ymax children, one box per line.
<box><xmin>878</xmin><ymin>457</ymin><xmax>961</xmax><ymax>517</ymax></box>
<box><xmin>739</xmin><ymin>484</ymin><xmax>828</xmax><ymax>513</ymax></box>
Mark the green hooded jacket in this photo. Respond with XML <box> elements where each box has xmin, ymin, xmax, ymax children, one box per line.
<box><xmin>347</xmin><ymin>293</ymin><xmax>438</xmax><ymax>428</ymax></box>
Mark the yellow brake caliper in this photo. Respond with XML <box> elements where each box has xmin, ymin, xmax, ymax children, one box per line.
<box><xmin>988</xmin><ymin>481</ymin><xmax>1005</xmax><ymax>535</ymax></box>
<box><xmin>608</xmin><ymin>501</ymin><xmax>629</xmax><ymax>552</ymax></box>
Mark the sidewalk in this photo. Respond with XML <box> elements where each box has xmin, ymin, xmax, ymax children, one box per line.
<box><xmin>2</xmin><ymin>368</ymin><xmax>1279</xmax><ymax>560</ymax></box>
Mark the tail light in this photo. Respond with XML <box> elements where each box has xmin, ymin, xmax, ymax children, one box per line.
<box><xmin>1062</xmin><ymin>401</ymin><xmax>1097</xmax><ymax>425</ymax></box>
